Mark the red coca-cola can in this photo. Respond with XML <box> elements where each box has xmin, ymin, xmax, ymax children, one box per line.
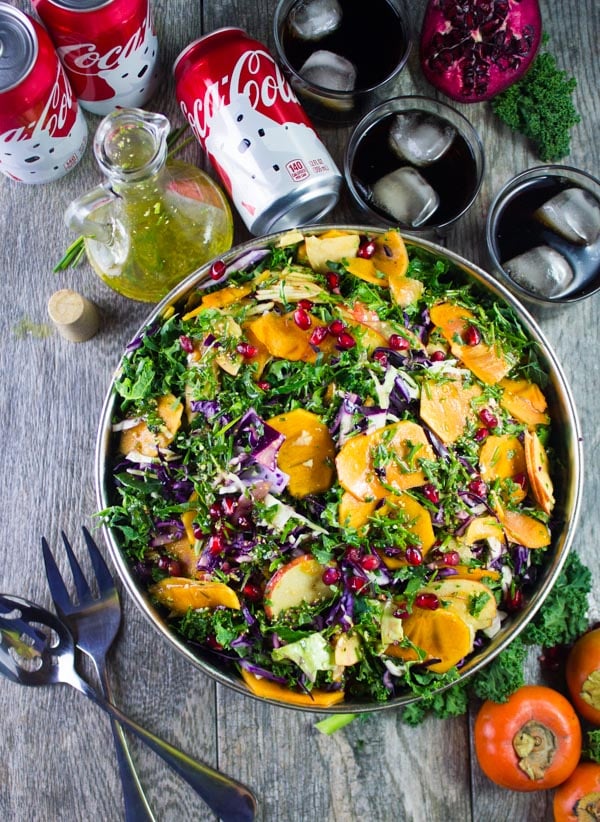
<box><xmin>31</xmin><ymin>0</ymin><xmax>160</xmax><ymax>115</ymax></box>
<box><xmin>0</xmin><ymin>4</ymin><xmax>87</xmax><ymax>184</ymax></box>
<box><xmin>173</xmin><ymin>28</ymin><xmax>342</xmax><ymax>235</ymax></box>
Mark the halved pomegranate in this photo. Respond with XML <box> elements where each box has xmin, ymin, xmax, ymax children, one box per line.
<box><xmin>420</xmin><ymin>0</ymin><xmax>542</xmax><ymax>103</ymax></box>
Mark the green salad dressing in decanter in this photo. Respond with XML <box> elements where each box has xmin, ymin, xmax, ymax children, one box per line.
<box><xmin>65</xmin><ymin>108</ymin><xmax>234</xmax><ymax>302</ymax></box>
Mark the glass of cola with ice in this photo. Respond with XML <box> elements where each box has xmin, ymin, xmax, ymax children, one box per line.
<box><xmin>486</xmin><ymin>166</ymin><xmax>600</xmax><ymax>307</ymax></box>
<box><xmin>344</xmin><ymin>95</ymin><xmax>484</xmax><ymax>236</ymax></box>
<box><xmin>273</xmin><ymin>0</ymin><xmax>411</xmax><ymax>124</ymax></box>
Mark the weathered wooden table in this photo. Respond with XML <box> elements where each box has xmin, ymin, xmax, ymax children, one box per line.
<box><xmin>1</xmin><ymin>1</ymin><xmax>599</xmax><ymax>820</ymax></box>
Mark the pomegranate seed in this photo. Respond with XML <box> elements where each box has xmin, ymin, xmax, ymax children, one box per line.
<box><xmin>442</xmin><ymin>550</ymin><xmax>461</xmax><ymax>566</ymax></box>
<box><xmin>337</xmin><ymin>331</ymin><xmax>356</xmax><ymax>350</ymax></box>
<box><xmin>210</xmin><ymin>260</ymin><xmax>226</xmax><ymax>280</ymax></box>
<box><xmin>373</xmin><ymin>350</ymin><xmax>388</xmax><ymax>367</ymax></box>
<box><xmin>539</xmin><ymin>645</ymin><xmax>567</xmax><ymax>672</ymax></box>
<box><xmin>393</xmin><ymin>604</ymin><xmax>409</xmax><ymax>619</ymax></box>
<box><xmin>348</xmin><ymin>575</ymin><xmax>367</xmax><ymax>593</ymax></box>
<box><xmin>309</xmin><ymin>325</ymin><xmax>329</xmax><ymax>345</ymax></box>
<box><xmin>474</xmin><ymin>427</ymin><xmax>489</xmax><ymax>442</ymax></box>
<box><xmin>179</xmin><ymin>335</ymin><xmax>194</xmax><ymax>353</ymax></box>
<box><xmin>422</xmin><ymin>483</ymin><xmax>440</xmax><ymax>504</ymax></box>
<box><xmin>326</xmin><ymin>271</ymin><xmax>340</xmax><ymax>291</ymax></box>
<box><xmin>468</xmin><ymin>478</ymin><xmax>487</xmax><ymax>497</ymax></box>
<box><xmin>257</xmin><ymin>380</ymin><xmax>270</xmax><ymax>391</ymax></box>
<box><xmin>242</xmin><ymin>582</ymin><xmax>262</xmax><ymax>601</ymax></box>
<box><xmin>415</xmin><ymin>592</ymin><xmax>439</xmax><ymax>610</ymax></box>
<box><xmin>221</xmin><ymin>497</ymin><xmax>237</xmax><ymax>517</ymax></box>
<box><xmin>329</xmin><ymin>319</ymin><xmax>345</xmax><ymax>335</ymax></box>
<box><xmin>297</xmin><ymin>298</ymin><xmax>313</xmax><ymax>310</ymax></box>
<box><xmin>357</xmin><ymin>239</ymin><xmax>376</xmax><ymax>258</ymax></box>
<box><xmin>360</xmin><ymin>554</ymin><xmax>380</xmax><ymax>571</ymax></box>
<box><xmin>192</xmin><ymin>524</ymin><xmax>206</xmax><ymax>540</ymax></box>
<box><xmin>505</xmin><ymin>588</ymin><xmax>523</xmax><ymax>612</ymax></box>
<box><xmin>405</xmin><ymin>546</ymin><xmax>423</xmax><ymax>566</ymax></box>
<box><xmin>293</xmin><ymin>307</ymin><xmax>312</xmax><ymax>330</ymax></box>
<box><xmin>513</xmin><ymin>472</ymin><xmax>527</xmax><ymax>489</ymax></box>
<box><xmin>479</xmin><ymin>408</ymin><xmax>498</xmax><ymax>428</ymax></box>
<box><xmin>206</xmin><ymin>635</ymin><xmax>223</xmax><ymax>650</ymax></box>
<box><xmin>165</xmin><ymin>558</ymin><xmax>182</xmax><ymax>576</ymax></box>
<box><xmin>344</xmin><ymin>547</ymin><xmax>361</xmax><ymax>564</ymax></box>
<box><xmin>463</xmin><ymin>325</ymin><xmax>481</xmax><ymax>346</ymax></box>
<box><xmin>389</xmin><ymin>334</ymin><xmax>410</xmax><ymax>351</ymax></box>
<box><xmin>430</xmin><ymin>350</ymin><xmax>446</xmax><ymax>362</ymax></box>
<box><xmin>236</xmin><ymin>342</ymin><xmax>258</xmax><ymax>358</ymax></box>
<box><xmin>322</xmin><ymin>566</ymin><xmax>341</xmax><ymax>585</ymax></box>
<box><xmin>208</xmin><ymin>502</ymin><xmax>222</xmax><ymax>520</ymax></box>
<box><xmin>207</xmin><ymin>533</ymin><xmax>225</xmax><ymax>555</ymax></box>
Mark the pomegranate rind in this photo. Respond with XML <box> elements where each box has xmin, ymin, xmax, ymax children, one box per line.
<box><xmin>419</xmin><ymin>0</ymin><xmax>543</xmax><ymax>103</ymax></box>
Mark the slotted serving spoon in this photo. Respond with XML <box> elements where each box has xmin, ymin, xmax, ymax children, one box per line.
<box><xmin>0</xmin><ymin>594</ymin><xmax>256</xmax><ymax>822</ymax></box>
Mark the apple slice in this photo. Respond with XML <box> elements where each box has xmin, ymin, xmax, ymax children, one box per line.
<box><xmin>421</xmin><ymin>578</ymin><xmax>497</xmax><ymax>633</ymax></box>
<box><xmin>264</xmin><ymin>554</ymin><xmax>333</xmax><ymax>619</ymax></box>
<box><xmin>305</xmin><ymin>232</ymin><xmax>360</xmax><ymax>273</ymax></box>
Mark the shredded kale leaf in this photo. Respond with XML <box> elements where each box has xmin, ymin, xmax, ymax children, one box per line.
<box><xmin>492</xmin><ymin>40</ymin><xmax>580</xmax><ymax>162</ymax></box>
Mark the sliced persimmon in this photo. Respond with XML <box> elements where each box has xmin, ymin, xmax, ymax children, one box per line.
<box><xmin>119</xmin><ymin>393</ymin><xmax>183</xmax><ymax>457</ymax></box>
<box><xmin>372</xmin><ymin>230</ymin><xmax>409</xmax><ymax>280</ymax></box>
<box><xmin>493</xmin><ymin>499</ymin><xmax>551</xmax><ymax>548</ymax></box>
<box><xmin>240</xmin><ymin>668</ymin><xmax>345</xmax><ymax>707</ymax></box>
<box><xmin>267</xmin><ymin>408</ymin><xmax>335</xmax><ymax>497</ymax></box>
<box><xmin>524</xmin><ymin>430</ymin><xmax>555</xmax><ymax>515</ymax></box>
<box><xmin>149</xmin><ymin>577</ymin><xmax>241</xmax><ymax>614</ymax></box>
<box><xmin>247</xmin><ymin>311</ymin><xmax>328</xmax><ymax>362</ymax></box>
<box><xmin>420</xmin><ymin>378</ymin><xmax>481</xmax><ymax>443</ymax></box>
<box><xmin>375</xmin><ymin>494</ymin><xmax>436</xmax><ymax>568</ymax></box>
<box><xmin>499</xmin><ymin>378</ymin><xmax>550</xmax><ymax>427</ymax></box>
<box><xmin>385</xmin><ymin>606</ymin><xmax>473</xmax><ymax>673</ymax></box>
<box><xmin>335</xmin><ymin>421</ymin><xmax>436</xmax><ymax>501</ymax></box>
<box><xmin>389</xmin><ymin>274</ymin><xmax>424</xmax><ymax>308</ymax></box>
<box><xmin>422</xmin><ymin>578</ymin><xmax>497</xmax><ymax>633</ymax></box>
<box><xmin>449</xmin><ymin>565</ymin><xmax>502</xmax><ymax>582</ymax></box>
<box><xmin>345</xmin><ymin>256</ymin><xmax>388</xmax><ymax>287</ymax></box>
<box><xmin>462</xmin><ymin>515</ymin><xmax>504</xmax><ymax>545</ymax></box>
<box><xmin>338</xmin><ymin>491</ymin><xmax>378</xmax><ymax>530</ymax></box>
<box><xmin>479</xmin><ymin>434</ymin><xmax>527</xmax><ymax>484</ymax></box>
<box><xmin>430</xmin><ymin>302</ymin><xmax>514</xmax><ymax>385</ymax></box>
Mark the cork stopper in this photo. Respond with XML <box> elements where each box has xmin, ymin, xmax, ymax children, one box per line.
<box><xmin>48</xmin><ymin>289</ymin><xmax>100</xmax><ymax>342</ymax></box>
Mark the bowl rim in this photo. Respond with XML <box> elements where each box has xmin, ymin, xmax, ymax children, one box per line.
<box><xmin>95</xmin><ymin>224</ymin><xmax>583</xmax><ymax>713</ymax></box>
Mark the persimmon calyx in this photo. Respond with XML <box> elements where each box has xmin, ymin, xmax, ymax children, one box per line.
<box><xmin>581</xmin><ymin>670</ymin><xmax>600</xmax><ymax>710</ymax></box>
<box><xmin>512</xmin><ymin>720</ymin><xmax>557</xmax><ymax>780</ymax></box>
<box><xmin>573</xmin><ymin>791</ymin><xmax>600</xmax><ymax>822</ymax></box>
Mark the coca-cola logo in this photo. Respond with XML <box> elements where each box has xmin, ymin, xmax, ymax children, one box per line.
<box><xmin>180</xmin><ymin>48</ymin><xmax>305</xmax><ymax>144</ymax></box>
<box><xmin>57</xmin><ymin>14</ymin><xmax>154</xmax><ymax>76</ymax></box>
<box><xmin>1</xmin><ymin>61</ymin><xmax>76</xmax><ymax>144</ymax></box>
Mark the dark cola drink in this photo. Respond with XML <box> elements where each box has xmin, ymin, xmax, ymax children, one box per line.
<box><xmin>345</xmin><ymin>99</ymin><xmax>484</xmax><ymax>233</ymax></box>
<box><xmin>274</xmin><ymin>0</ymin><xmax>411</xmax><ymax>122</ymax></box>
<box><xmin>491</xmin><ymin>173</ymin><xmax>600</xmax><ymax>302</ymax></box>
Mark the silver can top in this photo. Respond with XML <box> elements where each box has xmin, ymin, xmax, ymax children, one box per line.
<box><xmin>0</xmin><ymin>4</ymin><xmax>37</xmax><ymax>94</ymax></box>
<box><xmin>39</xmin><ymin>0</ymin><xmax>112</xmax><ymax>9</ymax></box>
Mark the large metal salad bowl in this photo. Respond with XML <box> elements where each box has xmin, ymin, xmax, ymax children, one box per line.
<box><xmin>95</xmin><ymin>226</ymin><xmax>582</xmax><ymax>713</ymax></box>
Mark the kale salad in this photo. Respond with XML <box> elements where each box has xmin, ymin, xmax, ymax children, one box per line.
<box><xmin>100</xmin><ymin>228</ymin><xmax>559</xmax><ymax>707</ymax></box>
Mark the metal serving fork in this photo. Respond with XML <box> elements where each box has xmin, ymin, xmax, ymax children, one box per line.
<box><xmin>41</xmin><ymin>527</ymin><xmax>155</xmax><ymax>822</ymax></box>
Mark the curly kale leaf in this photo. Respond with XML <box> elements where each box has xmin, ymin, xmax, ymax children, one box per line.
<box><xmin>469</xmin><ymin>636</ymin><xmax>527</xmax><ymax>703</ymax></box>
<box><xmin>492</xmin><ymin>43</ymin><xmax>580</xmax><ymax>162</ymax></box>
<box><xmin>521</xmin><ymin>551</ymin><xmax>592</xmax><ymax>648</ymax></box>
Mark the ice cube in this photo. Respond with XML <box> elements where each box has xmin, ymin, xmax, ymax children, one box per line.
<box><xmin>534</xmin><ymin>187</ymin><xmax>600</xmax><ymax>246</ymax></box>
<box><xmin>503</xmin><ymin>245</ymin><xmax>574</xmax><ymax>298</ymax></box>
<box><xmin>388</xmin><ymin>112</ymin><xmax>456</xmax><ymax>167</ymax></box>
<box><xmin>372</xmin><ymin>167</ymin><xmax>439</xmax><ymax>227</ymax></box>
<box><xmin>299</xmin><ymin>50</ymin><xmax>357</xmax><ymax>92</ymax></box>
<box><xmin>289</xmin><ymin>0</ymin><xmax>342</xmax><ymax>41</ymax></box>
